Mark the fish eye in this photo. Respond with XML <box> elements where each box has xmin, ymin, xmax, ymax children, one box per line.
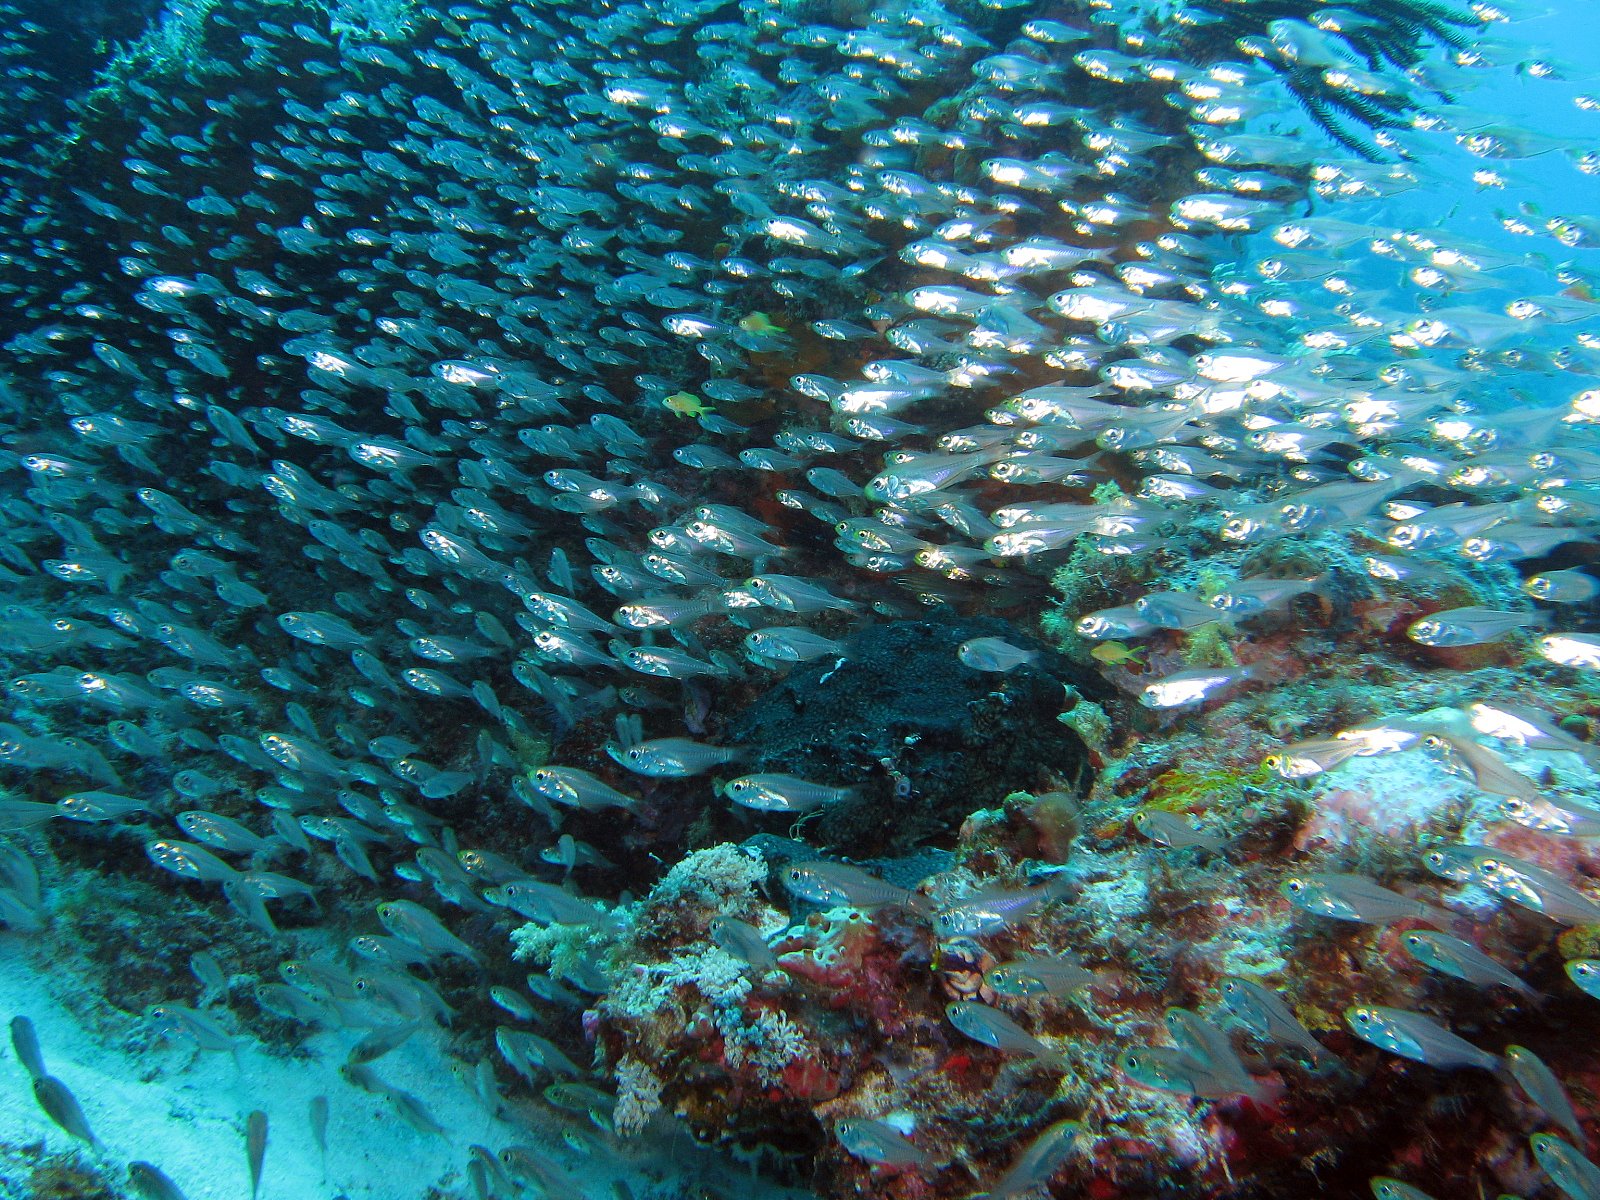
<box><xmin>1403</xmin><ymin>934</ymin><xmax>1422</xmax><ymax>947</ymax></box>
<box><xmin>1285</xmin><ymin>879</ymin><xmax>1304</xmax><ymax>893</ymax></box>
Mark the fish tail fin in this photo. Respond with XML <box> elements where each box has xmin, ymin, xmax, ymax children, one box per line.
<box><xmin>1242</xmin><ymin>1077</ymin><xmax>1275</xmax><ymax>1105</ymax></box>
<box><xmin>1041</xmin><ymin>871</ymin><xmax>1075</xmax><ymax>902</ymax></box>
<box><xmin>1421</xmin><ymin>902</ymin><xmax>1458</xmax><ymax>930</ymax></box>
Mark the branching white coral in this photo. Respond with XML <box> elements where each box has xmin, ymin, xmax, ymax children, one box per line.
<box><xmin>613</xmin><ymin>1056</ymin><xmax>664</xmax><ymax>1138</ymax></box>
<box><xmin>648</xmin><ymin>843</ymin><xmax>767</xmax><ymax>910</ymax></box>
<box><xmin>719</xmin><ymin>1005</ymin><xmax>810</xmax><ymax>1083</ymax></box>
<box><xmin>607</xmin><ymin>943</ymin><xmax>752</xmax><ymax>1023</ymax></box>
<box><xmin>510</xmin><ymin>903</ymin><xmax>631</xmax><ymax>991</ymax></box>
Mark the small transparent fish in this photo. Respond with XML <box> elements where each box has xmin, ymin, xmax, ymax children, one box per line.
<box><xmin>128</xmin><ymin>1162</ymin><xmax>189</xmax><ymax>1200</ymax></box>
<box><xmin>190</xmin><ymin>952</ymin><xmax>227</xmax><ymax>1002</ymax></box>
<box><xmin>1531</xmin><ymin>1134</ymin><xmax>1600</xmax><ymax>1200</ymax></box>
<box><xmin>1218</xmin><ymin>976</ymin><xmax>1330</xmax><ymax>1062</ymax></box>
<box><xmin>946</xmin><ymin>1001</ymin><xmax>1062</xmax><ymax>1066</ymax></box>
<box><xmin>1506</xmin><ymin>1046</ymin><xmax>1584</xmax><ymax>1145</ymax></box>
<box><xmin>984</xmin><ymin>954</ymin><xmax>1097</xmax><ymax>999</ymax></box>
<box><xmin>835</xmin><ymin>1117</ymin><xmax>935</xmax><ymax>1170</ymax></box>
<box><xmin>377</xmin><ymin>900</ymin><xmax>483</xmax><ymax>965</ymax></box>
<box><xmin>708</xmin><ymin>916</ymin><xmax>777</xmax><ymax>971</ymax></box>
<box><xmin>1470</xmin><ymin>702</ymin><xmax>1600</xmax><ymax>764</ymax></box>
<box><xmin>1537</xmin><ymin>633</ymin><xmax>1600</xmax><ymax>670</ymax></box>
<box><xmin>488</xmin><ymin>986</ymin><xmax>536</xmax><ymax>1022</ymax></box>
<box><xmin>1421</xmin><ymin>842</ymin><xmax>1497</xmax><ymax>883</ymax></box>
<box><xmin>983</xmin><ymin>1119</ymin><xmax>1087</xmax><ymax>1199</ymax></box>
<box><xmin>608</xmin><ymin>737</ymin><xmax>744</xmax><ymax>777</ymax></box>
<box><xmin>1163</xmin><ymin>1007</ymin><xmax>1258</xmax><ymax>1095</ymax></box>
<box><xmin>148</xmin><ymin>1004</ymin><xmax>241</xmax><ymax>1055</ymax></box>
<box><xmin>1421</xmin><ymin>734</ymin><xmax>1541</xmax><ymax>801</ymax></box>
<box><xmin>1501</xmin><ymin>794</ymin><xmax>1600</xmax><ymax>838</ymax></box>
<box><xmin>1525</xmin><ymin>569</ymin><xmax>1600</xmax><ymax>604</ymax></box>
<box><xmin>956</xmin><ymin>636</ymin><xmax>1036</xmax><ymax>672</ymax></box>
<box><xmin>1209</xmin><ymin>576</ymin><xmax>1320</xmax><ymax>617</ymax></box>
<box><xmin>1139</xmin><ymin>666</ymin><xmax>1252</xmax><ymax>709</ymax></box>
<box><xmin>1116</xmin><ymin>1045</ymin><xmax>1263</xmax><ymax>1100</ymax></box>
<box><xmin>1371</xmin><ymin>1178</ymin><xmax>1437</xmax><ymax>1200</ymax></box>
<box><xmin>721</xmin><ymin>773</ymin><xmax>856</xmax><ymax>812</ymax></box>
<box><xmin>1075</xmin><ymin>605</ymin><xmax>1155</xmax><ymax>640</ymax></box>
<box><xmin>529</xmin><ymin>766</ymin><xmax>638</xmax><ymax>811</ymax></box>
<box><xmin>1262</xmin><ymin>737</ymin><xmax>1366</xmax><ymax>779</ymax></box>
<box><xmin>10</xmin><ymin>1015</ymin><xmax>44</xmax><ymax>1079</ymax></box>
<box><xmin>145</xmin><ymin>839</ymin><xmax>239</xmax><ymax>883</ymax></box>
<box><xmin>1467</xmin><ymin>853</ymin><xmax>1600</xmax><ymax>925</ymax></box>
<box><xmin>1567</xmin><ymin>959</ymin><xmax>1600</xmax><ymax>1000</ymax></box>
<box><xmin>784</xmin><ymin>862</ymin><xmax>928</xmax><ymax>913</ymax></box>
<box><xmin>308</xmin><ymin>1096</ymin><xmax>329</xmax><ymax>1159</ymax></box>
<box><xmin>277</xmin><ymin>610</ymin><xmax>368</xmax><ymax>650</ymax></box>
<box><xmin>387</xmin><ymin>1089</ymin><xmax>446</xmax><ymax>1138</ymax></box>
<box><xmin>348</xmin><ymin>1023</ymin><xmax>421</xmax><ymax>1067</ymax></box>
<box><xmin>1337</xmin><ymin>718</ymin><xmax>1430</xmax><ymax>756</ymax></box>
<box><xmin>744</xmin><ymin>627</ymin><xmax>848</xmax><ymax>663</ymax></box>
<box><xmin>622</xmin><ymin>645</ymin><xmax>724</xmax><ymax>680</ymax></box>
<box><xmin>1407</xmin><ymin>606</ymin><xmax>1541</xmax><ymax>647</ymax></box>
<box><xmin>1132</xmin><ymin>809</ymin><xmax>1223</xmax><ymax>851</ymax></box>
<box><xmin>55</xmin><ymin>790</ymin><xmax>150</xmax><ymax>822</ymax></box>
<box><xmin>178</xmin><ymin>811</ymin><xmax>274</xmax><ymax>854</ymax></box>
<box><xmin>1281</xmin><ymin>872</ymin><xmax>1452</xmax><ymax>927</ymax></box>
<box><xmin>33</xmin><ymin>1074</ymin><xmax>96</xmax><ymax>1144</ymax></box>
<box><xmin>933</xmin><ymin>875</ymin><xmax>1071</xmax><ymax>937</ymax></box>
<box><xmin>487</xmin><ymin>880</ymin><xmax>605</xmax><ymax>927</ymax></box>
<box><xmin>1400</xmin><ymin>930</ymin><xmax>1537</xmax><ymax>998</ymax></box>
<box><xmin>1135</xmin><ymin>591</ymin><xmax>1225</xmax><ymax>631</ymax></box>
<box><xmin>1343</xmin><ymin>1005</ymin><xmax>1499</xmax><ymax>1070</ymax></box>
<box><xmin>247</xmin><ymin>1110</ymin><xmax>268</xmax><ymax>1200</ymax></box>
<box><xmin>745</xmin><ymin>574</ymin><xmax>856</xmax><ymax>613</ymax></box>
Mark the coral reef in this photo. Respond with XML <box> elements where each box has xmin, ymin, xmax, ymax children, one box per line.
<box><xmin>554</xmin><ymin>579</ymin><xmax>1600</xmax><ymax>1200</ymax></box>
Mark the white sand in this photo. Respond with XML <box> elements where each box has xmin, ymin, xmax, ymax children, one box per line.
<box><xmin>0</xmin><ymin>938</ymin><xmax>521</xmax><ymax>1200</ymax></box>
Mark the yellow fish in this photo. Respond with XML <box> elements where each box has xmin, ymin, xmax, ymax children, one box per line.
<box><xmin>661</xmin><ymin>391</ymin><xmax>709</xmax><ymax>419</ymax></box>
<box><xmin>1089</xmin><ymin>640</ymin><xmax>1145</xmax><ymax>667</ymax></box>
